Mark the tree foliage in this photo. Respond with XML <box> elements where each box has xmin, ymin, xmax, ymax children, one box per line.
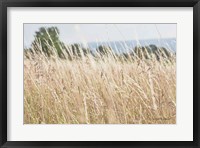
<box><xmin>133</xmin><ymin>44</ymin><xmax>173</xmax><ymax>60</ymax></box>
<box><xmin>31</xmin><ymin>27</ymin><xmax>64</xmax><ymax>58</ymax></box>
<box><xmin>96</xmin><ymin>45</ymin><xmax>112</xmax><ymax>56</ymax></box>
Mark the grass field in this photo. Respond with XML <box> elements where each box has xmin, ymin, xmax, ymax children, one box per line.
<box><xmin>24</xmin><ymin>43</ymin><xmax>176</xmax><ymax>124</ymax></box>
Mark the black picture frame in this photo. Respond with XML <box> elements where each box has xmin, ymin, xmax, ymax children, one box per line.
<box><xmin>0</xmin><ymin>0</ymin><xmax>199</xmax><ymax>147</ymax></box>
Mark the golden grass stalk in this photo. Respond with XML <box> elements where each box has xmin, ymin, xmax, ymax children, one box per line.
<box><xmin>24</xmin><ymin>41</ymin><xmax>176</xmax><ymax>124</ymax></box>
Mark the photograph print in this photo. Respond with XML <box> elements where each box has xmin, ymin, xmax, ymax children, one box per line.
<box><xmin>24</xmin><ymin>24</ymin><xmax>176</xmax><ymax>124</ymax></box>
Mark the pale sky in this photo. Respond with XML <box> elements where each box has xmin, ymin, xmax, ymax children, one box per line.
<box><xmin>24</xmin><ymin>24</ymin><xmax>176</xmax><ymax>48</ymax></box>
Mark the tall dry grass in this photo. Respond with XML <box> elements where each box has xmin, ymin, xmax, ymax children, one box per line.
<box><xmin>24</xmin><ymin>42</ymin><xmax>176</xmax><ymax>124</ymax></box>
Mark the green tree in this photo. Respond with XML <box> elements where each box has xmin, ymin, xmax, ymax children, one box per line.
<box><xmin>32</xmin><ymin>27</ymin><xmax>64</xmax><ymax>58</ymax></box>
<box><xmin>133</xmin><ymin>44</ymin><xmax>173</xmax><ymax>61</ymax></box>
<box><xmin>96</xmin><ymin>45</ymin><xmax>112</xmax><ymax>56</ymax></box>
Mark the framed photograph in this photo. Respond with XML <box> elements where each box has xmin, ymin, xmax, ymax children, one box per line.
<box><xmin>0</xmin><ymin>0</ymin><xmax>199</xmax><ymax>147</ymax></box>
